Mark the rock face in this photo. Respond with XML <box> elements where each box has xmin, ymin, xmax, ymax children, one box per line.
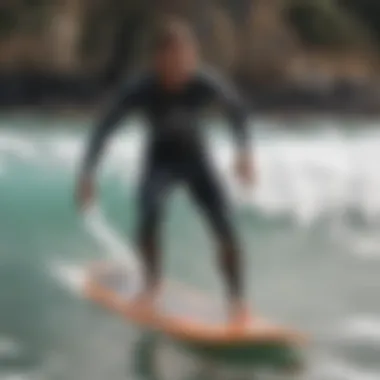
<box><xmin>0</xmin><ymin>0</ymin><xmax>378</xmax><ymax>109</ymax></box>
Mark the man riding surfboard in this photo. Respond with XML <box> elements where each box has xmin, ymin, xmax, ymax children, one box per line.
<box><xmin>76</xmin><ymin>17</ymin><xmax>255</xmax><ymax>329</ymax></box>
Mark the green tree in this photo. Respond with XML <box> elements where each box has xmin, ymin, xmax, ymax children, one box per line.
<box><xmin>285</xmin><ymin>0</ymin><xmax>372</xmax><ymax>49</ymax></box>
<box><xmin>339</xmin><ymin>0</ymin><xmax>380</xmax><ymax>46</ymax></box>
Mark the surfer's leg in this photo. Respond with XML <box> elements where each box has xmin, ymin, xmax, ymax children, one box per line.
<box><xmin>186</xmin><ymin>161</ymin><xmax>247</xmax><ymax>319</ymax></box>
<box><xmin>136</xmin><ymin>162</ymin><xmax>173</xmax><ymax>295</ymax></box>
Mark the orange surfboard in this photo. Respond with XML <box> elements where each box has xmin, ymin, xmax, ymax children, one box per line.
<box><xmin>84</xmin><ymin>262</ymin><xmax>307</xmax><ymax>348</ymax></box>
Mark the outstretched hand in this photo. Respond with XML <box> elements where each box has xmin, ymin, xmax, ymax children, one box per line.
<box><xmin>234</xmin><ymin>152</ymin><xmax>255</xmax><ymax>187</ymax></box>
<box><xmin>75</xmin><ymin>176</ymin><xmax>95</xmax><ymax>211</ymax></box>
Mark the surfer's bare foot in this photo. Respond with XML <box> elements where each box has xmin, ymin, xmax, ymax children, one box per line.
<box><xmin>228</xmin><ymin>301</ymin><xmax>252</xmax><ymax>331</ymax></box>
<box><xmin>131</xmin><ymin>286</ymin><xmax>161</xmax><ymax>317</ymax></box>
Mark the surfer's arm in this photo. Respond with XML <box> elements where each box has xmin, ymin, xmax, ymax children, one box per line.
<box><xmin>201</xmin><ymin>68</ymin><xmax>254</xmax><ymax>186</ymax></box>
<box><xmin>80</xmin><ymin>77</ymin><xmax>147</xmax><ymax>179</ymax></box>
<box><xmin>202</xmin><ymin>69</ymin><xmax>251</xmax><ymax>154</ymax></box>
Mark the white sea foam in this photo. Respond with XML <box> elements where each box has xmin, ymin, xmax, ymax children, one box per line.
<box><xmin>82</xmin><ymin>205</ymin><xmax>142</xmax><ymax>278</ymax></box>
<box><xmin>5</xmin><ymin>124</ymin><xmax>380</xmax><ymax>230</ymax></box>
<box><xmin>49</xmin><ymin>260</ymin><xmax>86</xmax><ymax>297</ymax></box>
<box><xmin>0</xmin><ymin>135</ymin><xmax>37</xmax><ymax>160</ymax></box>
<box><xmin>340</xmin><ymin>316</ymin><xmax>380</xmax><ymax>343</ymax></box>
<box><xmin>50</xmin><ymin>204</ymin><xmax>143</xmax><ymax>296</ymax></box>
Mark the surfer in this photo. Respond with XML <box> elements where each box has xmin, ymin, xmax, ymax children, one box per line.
<box><xmin>76</xmin><ymin>17</ymin><xmax>255</xmax><ymax>328</ymax></box>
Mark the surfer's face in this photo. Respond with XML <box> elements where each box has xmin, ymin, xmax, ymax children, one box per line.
<box><xmin>155</xmin><ymin>36</ymin><xmax>198</xmax><ymax>89</ymax></box>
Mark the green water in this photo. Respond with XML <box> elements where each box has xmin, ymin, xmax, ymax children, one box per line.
<box><xmin>1</xmin><ymin>114</ymin><xmax>380</xmax><ymax>379</ymax></box>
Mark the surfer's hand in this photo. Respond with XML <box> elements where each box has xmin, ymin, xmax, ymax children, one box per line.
<box><xmin>76</xmin><ymin>176</ymin><xmax>94</xmax><ymax>210</ymax></box>
<box><xmin>235</xmin><ymin>152</ymin><xmax>254</xmax><ymax>187</ymax></box>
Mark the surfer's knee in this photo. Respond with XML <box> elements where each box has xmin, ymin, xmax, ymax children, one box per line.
<box><xmin>136</xmin><ymin>193</ymin><xmax>163</xmax><ymax>243</ymax></box>
<box><xmin>213</xmin><ymin>213</ymin><xmax>239</xmax><ymax>250</ymax></box>
<box><xmin>219</xmin><ymin>235</ymin><xmax>241</xmax><ymax>264</ymax></box>
<box><xmin>136</xmin><ymin>219</ymin><xmax>159</xmax><ymax>247</ymax></box>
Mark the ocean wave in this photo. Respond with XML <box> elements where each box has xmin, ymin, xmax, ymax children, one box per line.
<box><xmin>3</xmin><ymin>125</ymin><xmax>380</xmax><ymax>227</ymax></box>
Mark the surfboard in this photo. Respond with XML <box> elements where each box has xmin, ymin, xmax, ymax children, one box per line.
<box><xmin>84</xmin><ymin>261</ymin><xmax>307</xmax><ymax>369</ymax></box>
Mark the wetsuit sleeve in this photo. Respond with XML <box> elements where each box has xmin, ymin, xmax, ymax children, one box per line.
<box><xmin>202</xmin><ymin>70</ymin><xmax>250</xmax><ymax>153</ymax></box>
<box><xmin>80</xmin><ymin>77</ymin><xmax>146</xmax><ymax>178</ymax></box>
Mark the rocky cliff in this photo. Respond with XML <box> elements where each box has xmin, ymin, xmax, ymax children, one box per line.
<box><xmin>0</xmin><ymin>0</ymin><xmax>379</xmax><ymax>111</ymax></box>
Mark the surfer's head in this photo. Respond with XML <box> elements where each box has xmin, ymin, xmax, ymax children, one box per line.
<box><xmin>152</xmin><ymin>16</ymin><xmax>198</xmax><ymax>90</ymax></box>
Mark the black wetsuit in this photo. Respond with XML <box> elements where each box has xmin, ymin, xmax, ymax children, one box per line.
<box><xmin>81</xmin><ymin>67</ymin><xmax>250</xmax><ymax>302</ymax></box>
